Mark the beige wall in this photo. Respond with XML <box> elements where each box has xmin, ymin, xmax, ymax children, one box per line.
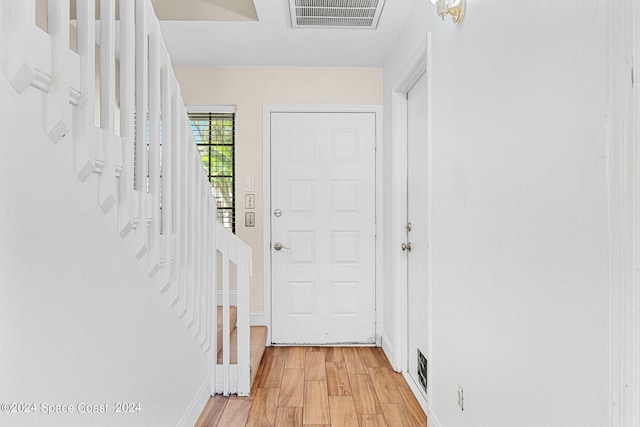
<box><xmin>174</xmin><ymin>66</ymin><xmax>383</xmax><ymax>314</ymax></box>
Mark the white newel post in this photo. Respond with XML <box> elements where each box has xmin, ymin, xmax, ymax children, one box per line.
<box><xmin>191</xmin><ymin>164</ymin><xmax>203</xmax><ymax>339</ymax></box>
<box><xmin>199</xmin><ymin>179</ymin><xmax>209</xmax><ymax>348</ymax></box>
<box><xmin>196</xmin><ymin>175</ymin><xmax>207</xmax><ymax>342</ymax></box>
<box><xmin>209</xmin><ymin>198</ymin><xmax>218</xmax><ymax>395</ymax></box>
<box><xmin>221</xmin><ymin>231</ymin><xmax>231</xmax><ymax>395</ymax></box>
<box><xmin>237</xmin><ymin>243</ymin><xmax>251</xmax><ymax>395</ymax></box>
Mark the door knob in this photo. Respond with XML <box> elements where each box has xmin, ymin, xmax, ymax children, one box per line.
<box><xmin>402</xmin><ymin>242</ymin><xmax>412</xmax><ymax>252</ymax></box>
<box><xmin>274</xmin><ymin>242</ymin><xmax>290</xmax><ymax>251</ymax></box>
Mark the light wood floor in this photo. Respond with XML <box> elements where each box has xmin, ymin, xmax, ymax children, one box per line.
<box><xmin>195</xmin><ymin>346</ymin><xmax>427</xmax><ymax>427</ymax></box>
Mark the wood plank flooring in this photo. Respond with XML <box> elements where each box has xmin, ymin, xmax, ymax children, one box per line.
<box><xmin>195</xmin><ymin>347</ymin><xmax>427</xmax><ymax>427</ymax></box>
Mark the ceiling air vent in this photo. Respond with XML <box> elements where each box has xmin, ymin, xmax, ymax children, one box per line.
<box><xmin>288</xmin><ymin>0</ymin><xmax>386</xmax><ymax>29</ymax></box>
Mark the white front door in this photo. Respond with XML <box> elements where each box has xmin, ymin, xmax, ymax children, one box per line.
<box><xmin>270</xmin><ymin>112</ymin><xmax>377</xmax><ymax>345</ymax></box>
<box><xmin>406</xmin><ymin>72</ymin><xmax>430</xmax><ymax>398</ymax></box>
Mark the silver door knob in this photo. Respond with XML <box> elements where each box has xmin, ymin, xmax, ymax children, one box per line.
<box><xmin>402</xmin><ymin>242</ymin><xmax>412</xmax><ymax>252</ymax></box>
<box><xmin>274</xmin><ymin>242</ymin><xmax>290</xmax><ymax>251</ymax></box>
<box><xmin>274</xmin><ymin>209</ymin><xmax>282</xmax><ymax>217</ymax></box>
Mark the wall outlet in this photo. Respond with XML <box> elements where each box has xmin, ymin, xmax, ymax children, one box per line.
<box><xmin>458</xmin><ymin>386</ymin><xmax>464</xmax><ymax>411</ymax></box>
<box><xmin>245</xmin><ymin>212</ymin><xmax>255</xmax><ymax>227</ymax></box>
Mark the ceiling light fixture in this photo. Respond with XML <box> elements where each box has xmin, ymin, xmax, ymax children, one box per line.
<box><xmin>430</xmin><ymin>0</ymin><xmax>465</xmax><ymax>24</ymax></box>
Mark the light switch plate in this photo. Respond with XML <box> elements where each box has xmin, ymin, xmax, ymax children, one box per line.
<box><xmin>245</xmin><ymin>194</ymin><xmax>255</xmax><ymax>209</ymax></box>
<box><xmin>245</xmin><ymin>212</ymin><xmax>255</xmax><ymax>227</ymax></box>
<box><xmin>245</xmin><ymin>178</ymin><xmax>255</xmax><ymax>191</ymax></box>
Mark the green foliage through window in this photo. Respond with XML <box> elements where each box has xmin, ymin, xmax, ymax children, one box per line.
<box><xmin>189</xmin><ymin>112</ymin><xmax>235</xmax><ymax>233</ymax></box>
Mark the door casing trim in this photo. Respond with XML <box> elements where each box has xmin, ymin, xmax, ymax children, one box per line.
<box><xmin>262</xmin><ymin>104</ymin><xmax>384</xmax><ymax>346</ymax></box>
<box><xmin>609</xmin><ymin>0</ymin><xmax>640</xmax><ymax>424</ymax></box>
<box><xmin>389</xmin><ymin>33</ymin><xmax>431</xmax><ymax>417</ymax></box>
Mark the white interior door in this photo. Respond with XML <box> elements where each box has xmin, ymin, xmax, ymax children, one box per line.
<box><xmin>406</xmin><ymin>72</ymin><xmax>430</xmax><ymax>398</ymax></box>
<box><xmin>270</xmin><ymin>112</ymin><xmax>377</xmax><ymax>345</ymax></box>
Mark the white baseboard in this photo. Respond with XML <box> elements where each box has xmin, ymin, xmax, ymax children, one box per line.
<box><xmin>427</xmin><ymin>409</ymin><xmax>442</xmax><ymax>427</ymax></box>
<box><xmin>382</xmin><ymin>334</ymin><xmax>436</xmax><ymax>425</ymax></box>
<box><xmin>176</xmin><ymin>378</ymin><xmax>210</xmax><ymax>427</ymax></box>
<box><xmin>381</xmin><ymin>334</ymin><xmax>398</xmax><ymax>371</ymax></box>
<box><xmin>402</xmin><ymin>371</ymin><xmax>430</xmax><ymax>424</ymax></box>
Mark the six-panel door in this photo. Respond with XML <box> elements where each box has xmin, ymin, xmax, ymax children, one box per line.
<box><xmin>270</xmin><ymin>112</ymin><xmax>377</xmax><ymax>344</ymax></box>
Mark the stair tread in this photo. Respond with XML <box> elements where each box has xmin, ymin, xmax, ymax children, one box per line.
<box><xmin>217</xmin><ymin>325</ymin><xmax>268</xmax><ymax>387</ymax></box>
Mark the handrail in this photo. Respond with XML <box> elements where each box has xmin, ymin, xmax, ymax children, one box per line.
<box><xmin>1</xmin><ymin>0</ymin><xmax>252</xmax><ymax>397</ymax></box>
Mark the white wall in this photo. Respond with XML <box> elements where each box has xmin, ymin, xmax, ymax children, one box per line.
<box><xmin>173</xmin><ymin>66</ymin><xmax>383</xmax><ymax>316</ymax></box>
<box><xmin>0</xmin><ymin>75</ymin><xmax>208</xmax><ymax>426</ymax></box>
<box><xmin>383</xmin><ymin>1</ymin><xmax>610</xmax><ymax>426</ymax></box>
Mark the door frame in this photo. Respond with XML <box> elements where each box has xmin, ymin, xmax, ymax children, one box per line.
<box><xmin>262</xmin><ymin>104</ymin><xmax>384</xmax><ymax>346</ymax></box>
<box><xmin>609</xmin><ymin>0</ymin><xmax>640</xmax><ymax>424</ymax></box>
<box><xmin>390</xmin><ymin>33</ymin><xmax>432</xmax><ymax>415</ymax></box>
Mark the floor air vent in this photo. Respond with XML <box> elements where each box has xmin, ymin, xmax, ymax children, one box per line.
<box><xmin>288</xmin><ymin>0</ymin><xmax>386</xmax><ymax>29</ymax></box>
<box><xmin>418</xmin><ymin>349</ymin><xmax>428</xmax><ymax>393</ymax></box>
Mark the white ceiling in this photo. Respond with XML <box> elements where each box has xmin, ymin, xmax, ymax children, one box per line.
<box><xmin>152</xmin><ymin>0</ymin><xmax>258</xmax><ymax>22</ymax></box>
<box><xmin>159</xmin><ymin>0</ymin><xmax>418</xmax><ymax>67</ymax></box>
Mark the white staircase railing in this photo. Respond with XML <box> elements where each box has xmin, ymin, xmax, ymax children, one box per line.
<box><xmin>215</xmin><ymin>224</ymin><xmax>252</xmax><ymax>395</ymax></box>
<box><xmin>1</xmin><ymin>0</ymin><xmax>252</xmax><ymax>396</ymax></box>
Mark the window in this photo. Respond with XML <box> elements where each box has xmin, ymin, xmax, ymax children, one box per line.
<box><xmin>188</xmin><ymin>111</ymin><xmax>236</xmax><ymax>233</ymax></box>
